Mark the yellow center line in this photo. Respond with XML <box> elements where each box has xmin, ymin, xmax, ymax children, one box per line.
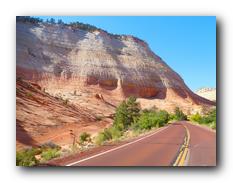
<box><xmin>173</xmin><ymin>124</ymin><xmax>190</xmax><ymax>166</ymax></box>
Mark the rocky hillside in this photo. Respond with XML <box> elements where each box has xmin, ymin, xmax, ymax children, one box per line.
<box><xmin>16</xmin><ymin>19</ymin><xmax>215</xmax><ymax>115</ymax></box>
<box><xmin>16</xmin><ymin>78</ymin><xmax>110</xmax><ymax>150</ymax></box>
<box><xmin>16</xmin><ymin>18</ymin><xmax>217</xmax><ymax>150</ymax></box>
<box><xmin>196</xmin><ymin>88</ymin><xmax>216</xmax><ymax>102</ymax></box>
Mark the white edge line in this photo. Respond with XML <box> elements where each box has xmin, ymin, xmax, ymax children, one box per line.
<box><xmin>66</xmin><ymin>126</ymin><xmax>169</xmax><ymax>166</ymax></box>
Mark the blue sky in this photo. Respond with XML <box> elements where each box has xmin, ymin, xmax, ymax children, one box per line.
<box><xmin>35</xmin><ymin>16</ymin><xmax>216</xmax><ymax>91</ymax></box>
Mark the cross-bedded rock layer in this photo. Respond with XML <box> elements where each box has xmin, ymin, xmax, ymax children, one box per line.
<box><xmin>16</xmin><ymin>22</ymin><xmax>215</xmax><ymax>113</ymax></box>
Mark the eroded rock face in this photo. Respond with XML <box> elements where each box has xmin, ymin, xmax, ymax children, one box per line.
<box><xmin>16</xmin><ymin>79</ymin><xmax>110</xmax><ymax>150</ymax></box>
<box><xmin>196</xmin><ymin>88</ymin><xmax>216</xmax><ymax>102</ymax></box>
<box><xmin>16</xmin><ymin>22</ymin><xmax>215</xmax><ymax>112</ymax></box>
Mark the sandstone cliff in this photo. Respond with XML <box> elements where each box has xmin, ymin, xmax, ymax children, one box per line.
<box><xmin>196</xmin><ymin>88</ymin><xmax>216</xmax><ymax>102</ymax></box>
<box><xmin>16</xmin><ymin>20</ymin><xmax>215</xmax><ymax>115</ymax></box>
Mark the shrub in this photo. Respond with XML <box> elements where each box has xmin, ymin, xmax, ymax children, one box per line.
<box><xmin>137</xmin><ymin>110</ymin><xmax>169</xmax><ymax>130</ymax></box>
<box><xmin>210</xmin><ymin>109</ymin><xmax>216</xmax><ymax>122</ymax></box>
<box><xmin>102</xmin><ymin>128</ymin><xmax>112</xmax><ymax>140</ymax></box>
<box><xmin>173</xmin><ymin>107</ymin><xmax>187</xmax><ymax>120</ymax></box>
<box><xmin>41</xmin><ymin>148</ymin><xmax>60</xmax><ymax>161</ymax></box>
<box><xmin>199</xmin><ymin>109</ymin><xmax>216</xmax><ymax>124</ymax></box>
<box><xmin>16</xmin><ymin>16</ymin><xmax>43</xmax><ymax>24</ymax></box>
<box><xmin>189</xmin><ymin>113</ymin><xmax>202</xmax><ymax>122</ymax></box>
<box><xmin>70</xmin><ymin>21</ymin><xmax>100</xmax><ymax>32</ymax></box>
<box><xmin>95</xmin><ymin>133</ymin><xmax>108</xmax><ymax>145</ymax></box>
<box><xmin>156</xmin><ymin>110</ymin><xmax>169</xmax><ymax>126</ymax></box>
<box><xmin>130</xmin><ymin>121</ymin><xmax>141</xmax><ymax>131</ymax></box>
<box><xmin>189</xmin><ymin>109</ymin><xmax>216</xmax><ymax>129</ymax></box>
<box><xmin>126</xmin><ymin>96</ymin><xmax>140</xmax><ymax>122</ymax></box>
<box><xmin>113</xmin><ymin>96</ymin><xmax>140</xmax><ymax>130</ymax></box>
<box><xmin>16</xmin><ymin>142</ymin><xmax>62</xmax><ymax>166</ymax></box>
<box><xmin>205</xmin><ymin>109</ymin><xmax>216</xmax><ymax>123</ymax></box>
<box><xmin>57</xmin><ymin>19</ymin><xmax>64</xmax><ymax>25</ymax></box>
<box><xmin>95</xmin><ymin>128</ymin><xmax>113</xmax><ymax>145</ymax></box>
<box><xmin>137</xmin><ymin>112</ymin><xmax>156</xmax><ymax>130</ymax></box>
<box><xmin>109</xmin><ymin>126</ymin><xmax>123</xmax><ymax>139</ymax></box>
<box><xmin>113</xmin><ymin>101</ymin><xmax>128</xmax><ymax>130</ymax></box>
<box><xmin>40</xmin><ymin>141</ymin><xmax>60</xmax><ymax>149</ymax></box>
<box><xmin>79</xmin><ymin>132</ymin><xmax>91</xmax><ymax>144</ymax></box>
<box><xmin>168</xmin><ymin>113</ymin><xmax>176</xmax><ymax>121</ymax></box>
<box><xmin>95</xmin><ymin>133</ymin><xmax>105</xmax><ymax>145</ymax></box>
<box><xmin>16</xmin><ymin>148</ymin><xmax>41</xmax><ymax>166</ymax></box>
<box><xmin>209</xmin><ymin>122</ymin><xmax>216</xmax><ymax>129</ymax></box>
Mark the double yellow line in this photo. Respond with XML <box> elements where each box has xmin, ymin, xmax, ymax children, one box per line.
<box><xmin>173</xmin><ymin>125</ymin><xmax>190</xmax><ymax>166</ymax></box>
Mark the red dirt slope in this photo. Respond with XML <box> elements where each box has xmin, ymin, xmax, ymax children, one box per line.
<box><xmin>16</xmin><ymin>78</ymin><xmax>109</xmax><ymax>150</ymax></box>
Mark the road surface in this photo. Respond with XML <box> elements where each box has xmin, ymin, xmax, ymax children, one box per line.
<box><xmin>56</xmin><ymin>121</ymin><xmax>216</xmax><ymax>166</ymax></box>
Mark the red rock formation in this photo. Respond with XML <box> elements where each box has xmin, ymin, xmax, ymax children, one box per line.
<box><xmin>16</xmin><ymin>21</ymin><xmax>215</xmax><ymax>115</ymax></box>
<box><xmin>16</xmin><ymin>79</ymin><xmax>110</xmax><ymax>150</ymax></box>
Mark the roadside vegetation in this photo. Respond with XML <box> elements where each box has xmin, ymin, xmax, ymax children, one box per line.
<box><xmin>94</xmin><ymin>96</ymin><xmax>186</xmax><ymax>145</ymax></box>
<box><xmin>79</xmin><ymin>132</ymin><xmax>91</xmax><ymax>145</ymax></box>
<box><xmin>170</xmin><ymin>107</ymin><xmax>187</xmax><ymax>121</ymax></box>
<box><xmin>16</xmin><ymin>142</ymin><xmax>61</xmax><ymax>166</ymax></box>
<box><xmin>16</xmin><ymin>132</ymin><xmax>94</xmax><ymax>166</ymax></box>
<box><xmin>16</xmin><ymin>96</ymin><xmax>215</xmax><ymax>166</ymax></box>
<box><xmin>16</xmin><ymin>148</ymin><xmax>40</xmax><ymax>166</ymax></box>
<box><xmin>188</xmin><ymin>108</ymin><xmax>216</xmax><ymax>129</ymax></box>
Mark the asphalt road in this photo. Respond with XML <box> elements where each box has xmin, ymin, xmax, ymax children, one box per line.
<box><xmin>64</xmin><ymin>121</ymin><xmax>216</xmax><ymax>166</ymax></box>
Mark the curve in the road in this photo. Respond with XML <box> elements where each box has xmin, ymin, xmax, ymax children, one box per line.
<box><xmin>62</xmin><ymin>121</ymin><xmax>216</xmax><ymax>166</ymax></box>
<box><xmin>66</xmin><ymin>123</ymin><xmax>186</xmax><ymax>166</ymax></box>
